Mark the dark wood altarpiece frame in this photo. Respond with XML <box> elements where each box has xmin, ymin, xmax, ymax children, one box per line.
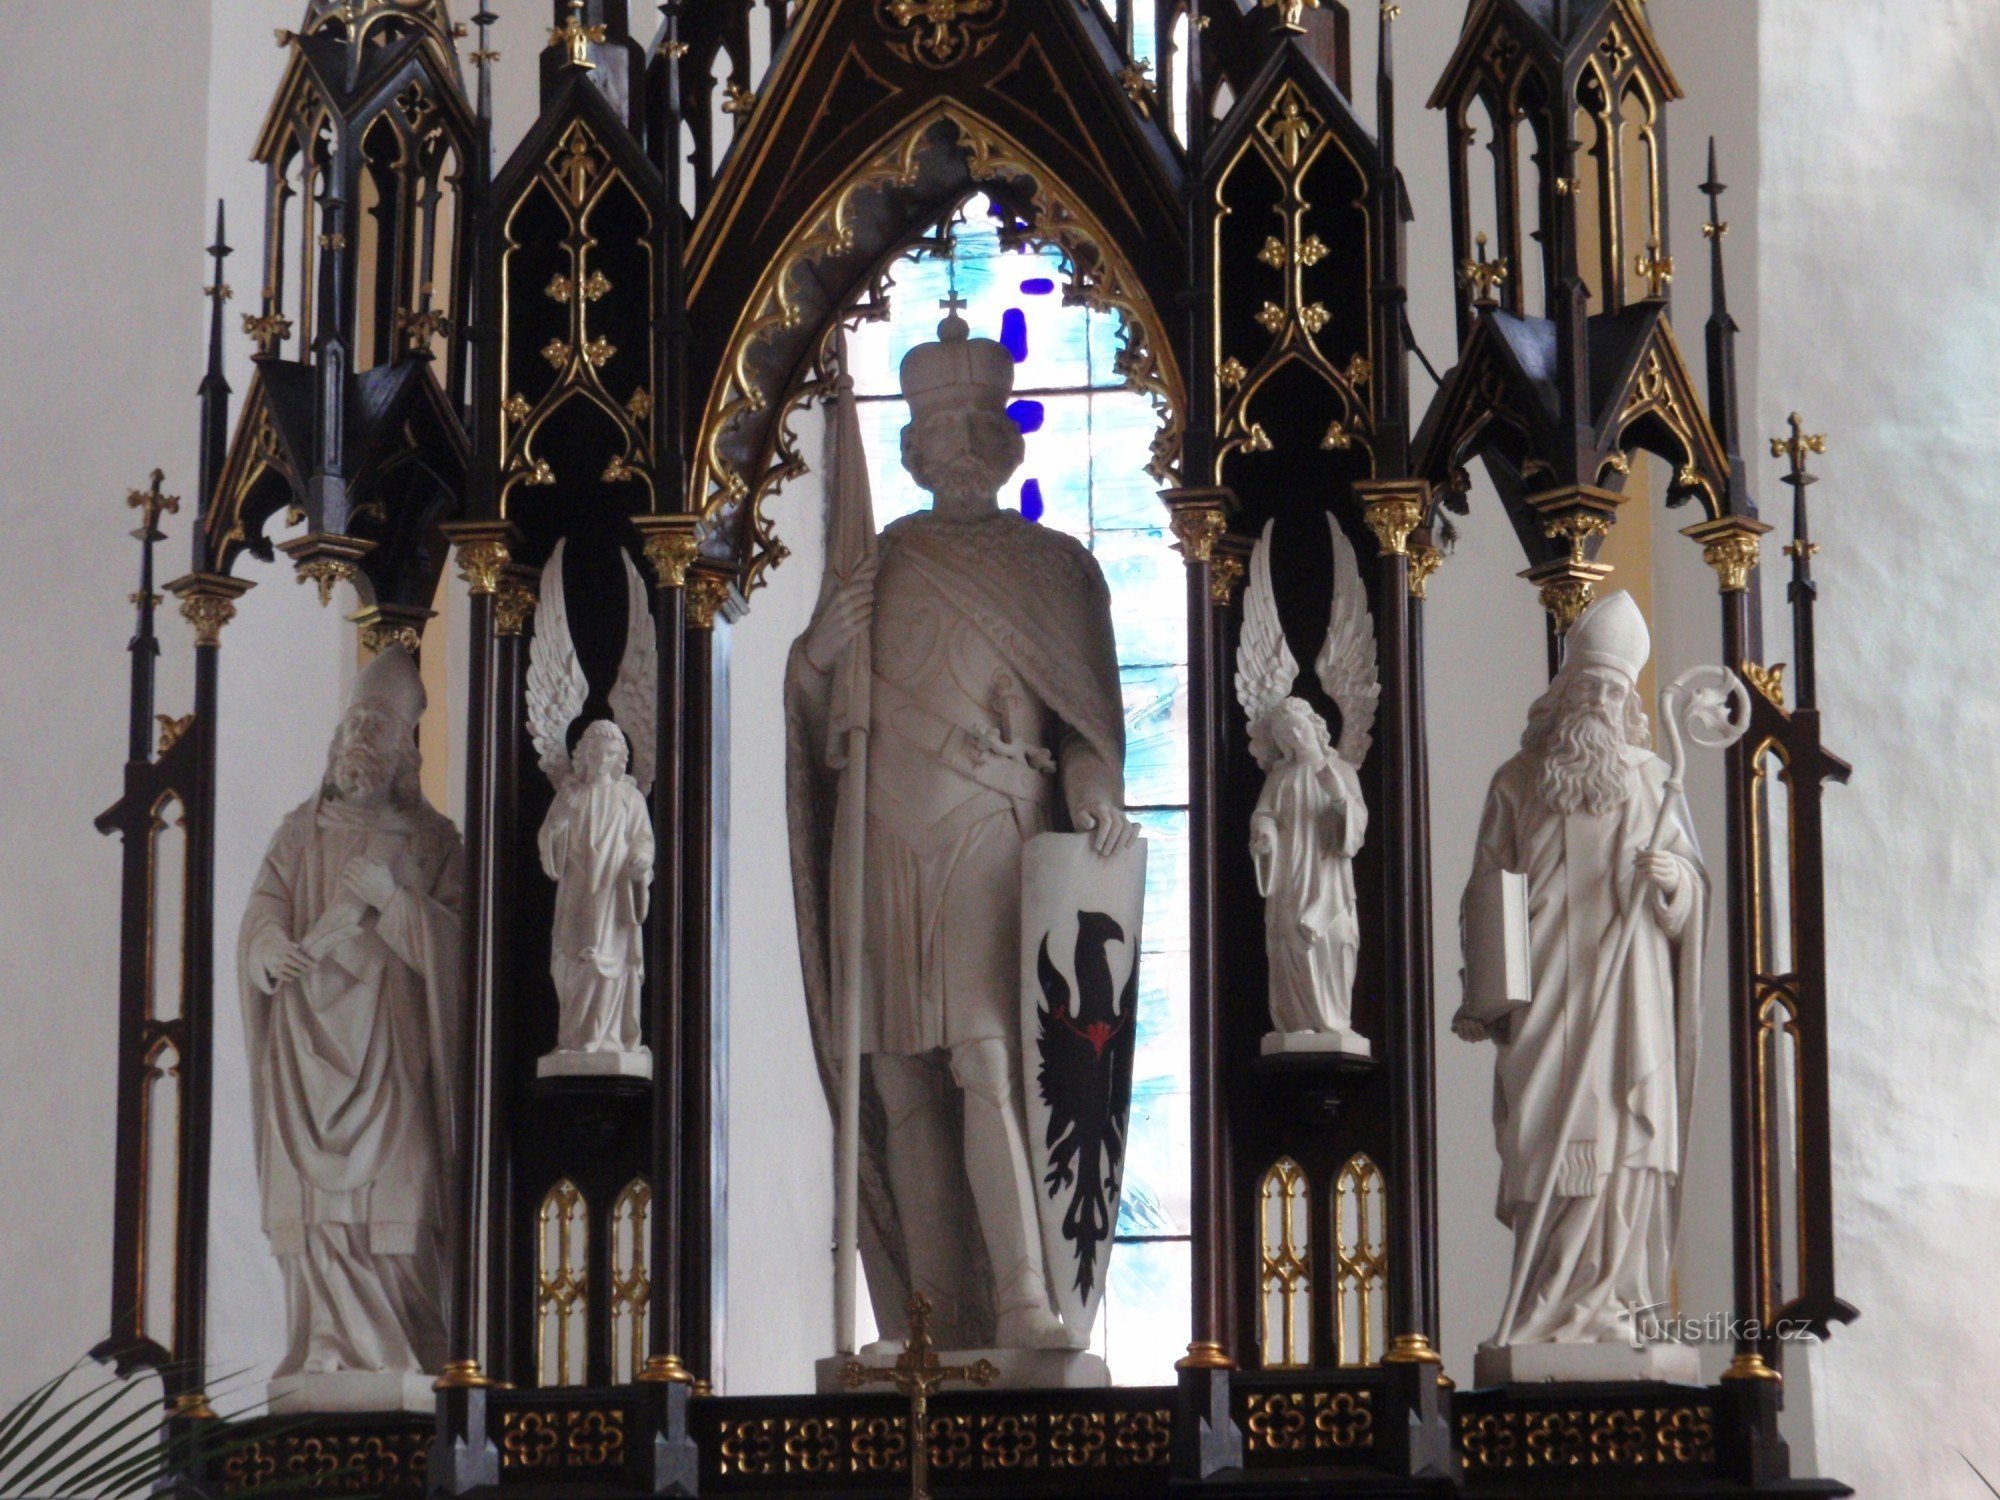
<box><xmin>91</xmin><ymin>0</ymin><xmax>1857</xmax><ymax>1495</ymax></box>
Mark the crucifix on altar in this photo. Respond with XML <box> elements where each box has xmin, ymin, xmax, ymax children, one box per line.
<box><xmin>841</xmin><ymin>1296</ymin><xmax>999</xmax><ymax>1500</ymax></box>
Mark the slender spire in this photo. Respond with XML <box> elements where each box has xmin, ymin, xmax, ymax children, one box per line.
<box><xmin>196</xmin><ymin>201</ymin><xmax>232</xmax><ymax>574</ymax></box>
<box><xmin>1373</xmin><ymin>0</ymin><xmax>1412</xmax><ymax>473</ymax></box>
<box><xmin>1771</xmin><ymin>414</ymin><xmax>1827</xmax><ymax>710</ymax></box>
<box><xmin>1699</xmin><ymin>138</ymin><xmax>1748</xmax><ymax>501</ymax></box>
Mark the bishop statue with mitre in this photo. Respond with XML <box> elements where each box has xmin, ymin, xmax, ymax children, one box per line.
<box><xmin>787</xmin><ymin>310</ymin><xmax>1134</xmax><ymax>1354</ymax></box>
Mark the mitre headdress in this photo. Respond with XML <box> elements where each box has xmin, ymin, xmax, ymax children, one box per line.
<box><xmin>1563</xmin><ymin>590</ymin><xmax>1650</xmax><ymax>686</ymax></box>
<box><xmin>349</xmin><ymin>645</ymin><xmax>427</xmax><ymax>733</ymax></box>
<box><xmin>899</xmin><ymin>313</ymin><xmax>1014</xmax><ymax>419</ymax></box>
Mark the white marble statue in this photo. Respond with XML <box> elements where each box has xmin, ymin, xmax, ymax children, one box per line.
<box><xmin>238</xmin><ymin>646</ymin><xmax>465</xmax><ymax>1413</ymax></box>
<box><xmin>786</xmin><ymin>312</ymin><xmax>1135</xmax><ymax>1361</ymax></box>
<box><xmin>1454</xmin><ymin>591</ymin><xmax>1712</xmax><ymax>1386</ymax></box>
<box><xmin>526</xmin><ymin>539</ymin><xmax>658</xmax><ymax>1079</ymax></box>
<box><xmin>1234</xmin><ymin>516</ymin><xmax>1378</xmax><ymax>1057</ymax></box>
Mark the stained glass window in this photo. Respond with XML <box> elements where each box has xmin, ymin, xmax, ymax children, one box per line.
<box><xmin>844</xmin><ymin>199</ymin><xmax>1191</xmax><ymax>1384</ymax></box>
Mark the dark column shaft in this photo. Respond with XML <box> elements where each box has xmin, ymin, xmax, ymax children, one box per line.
<box><xmin>450</xmin><ymin>595</ymin><xmax>497</xmax><ymax>1371</ymax></box>
<box><xmin>649</xmin><ymin>590</ymin><xmax>689</xmax><ymax>1368</ymax></box>
<box><xmin>679</xmin><ymin>612</ymin><xmax>716</xmax><ymax>1381</ymax></box>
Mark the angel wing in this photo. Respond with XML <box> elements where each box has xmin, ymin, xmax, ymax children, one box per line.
<box><xmin>1233</xmin><ymin>519</ymin><xmax>1299</xmax><ymax>773</ymax></box>
<box><xmin>608</xmin><ymin>549</ymin><xmax>657</xmax><ymax>794</ymax></box>
<box><xmin>1314</xmin><ymin>514</ymin><xmax>1380</xmax><ymax>767</ymax></box>
<box><xmin>526</xmin><ymin>537</ymin><xmax>589</xmax><ymax>787</ymax></box>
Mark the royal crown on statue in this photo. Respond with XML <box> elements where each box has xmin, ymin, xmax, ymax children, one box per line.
<box><xmin>898</xmin><ymin>312</ymin><xmax>1016</xmax><ymax>415</ymax></box>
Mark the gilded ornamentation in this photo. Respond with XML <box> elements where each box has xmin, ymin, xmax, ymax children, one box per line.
<box><xmin>1358</xmin><ymin>495</ymin><xmax>1424</xmax><ymax>557</ymax></box>
<box><xmin>1682</xmin><ymin>516</ymin><xmax>1768</xmax><ymax>593</ymax></box>
<box><xmin>1322</xmin><ymin>419</ymin><xmax>1354</xmax><ymax>451</ymax></box>
<box><xmin>710</xmin><ymin>1405</ymin><xmax>1175</xmax><ymax>1483</ymax></box>
<box><xmin>1741</xmin><ymin>660</ymin><xmax>1787</xmax><ymax>709</ymax></box>
<box><xmin>536</xmin><ymin>1179</ymin><xmax>589</xmax><ymax>1387</ymax></box>
<box><xmin>695</xmin><ymin>107</ymin><xmax>1183</xmax><ymax>595</ymax></box>
<box><xmin>171</xmin><ymin>576</ymin><xmax>252</xmax><ymax>648</ymax></box>
<box><xmin>293</xmin><ymin>556</ymin><xmax>357</xmax><ymax>607</ymax></box>
<box><xmin>500</xmin><ymin>1407</ymin><xmax>627</xmax><ymax>1471</ymax></box>
<box><xmin>1218</xmin><ymin>356</ymin><xmax>1248</xmax><ymax>390</ymax></box>
<box><xmin>548</xmin><ymin>0</ymin><xmax>607</xmax><ymax>70</ymax></box>
<box><xmin>1258</xmin><ymin>1158</ymin><xmax>1313</xmax><ymax>1370</ymax></box>
<box><xmin>453</xmin><ymin>536</ymin><xmax>512</xmax><ymax>596</ymax></box>
<box><xmin>1255</xmin><ymin>301</ymin><xmax>1287</xmax><ymax>334</ymax></box>
<box><xmin>1167</xmin><ymin>504</ymin><xmax>1228</xmax><ymax>564</ymax></box>
<box><xmin>219</xmin><ymin>1425</ymin><xmax>430</xmax><ymax>1496</ymax></box>
<box><xmin>980</xmin><ymin>1414</ymin><xmax>1037</xmax><ymax>1468</ymax></box>
<box><xmin>1302</xmin><ymin>235</ymin><xmax>1332</xmax><ymax>268</ymax></box>
<box><xmin>1242</xmin><ymin>1390</ymin><xmax>1373</xmax><ymax>1452</ymax></box>
<box><xmin>1115</xmin><ymin>61</ymin><xmax>1155</xmax><ymax>117</ymax></box>
<box><xmin>603</xmin><ymin>454</ymin><xmax>642</xmax><ymax>483</ymax></box>
<box><xmin>1407</xmin><ymin>543</ymin><xmax>1442</xmax><ymax>601</ymax></box>
<box><xmin>1333</xmin><ymin>1154</ymin><xmax>1389</xmax><ymax>1365</ymax></box>
<box><xmin>1260</xmin><ymin>0</ymin><xmax>1321</xmax><ymax>32</ymax></box>
<box><xmin>494</xmin><ymin>576</ymin><xmax>538</xmax><ymax>638</ymax></box>
<box><xmin>242</xmin><ymin>311</ymin><xmax>293</xmax><ymax>356</ymax></box>
<box><xmin>841</xmin><ymin>1294</ymin><xmax>997</xmax><ymax>1500</ymax></box>
<box><xmin>1770</xmin><ymin>412</ymin><xmax>1828</xmax><ymax>467</ymax></box>
<box><xmin>685</xmin><ymin>568</ymin><xmax>733</xmax><ymax>629</ymax></box>
<box><xmin>546</xmin><ymin>269</ymin><xmax>612</xmax><ymax>305</ymax></box>
<box><xmin>1455</xmin><ymin>1403</ymin><xmax>1715</xmax><ymax>1471</ymax></box>
<box><xmin>626</xmin><ymin>388</ymin><xmax>654</xmax><ymax>424</ymax></box>
<box><xmin>1259</xmin><ymin>236</ymin><xmax>1287</xmax><ymax>270</ymax></box>
<box><xmin>542</xmin><ymin>337</ymin><xmax>570</xmax><ymax>370</ymax></box>
<box><xmin>1635</xmin><ymin>235</ymin><xmax>1675</xmax><ymax>298</ymax></box>
<box><xmin>1210</xmin><ymin>552</ymin><xmax>1246</xmax><ymax>607</ymax></box>
<box><xmin>637</xmin><ymin>522</ymin><xmax>702</xmax><ymax>590</ymax></box>
<box><xmin>1538</xmin><ymin>577</ymin><xmax>1597</xmax><ymax>631</ymax></box>
<box><xmin>1047</xmin><ymin>1412</ymin><xmax>1108</xmax><ymax>1468</ymax></box>
<box><xmin>128</xmin><ymin>470</ymin><xmax>181</xmax><ymax>531</ymax></box>
<box><xmin>721</xmin><ymin>83</ymin><xmax>758</xmax><ymax>118</ymax></box>
<box><xmin>1545</xmin><ymin>512</ymin><xmax>1611</xmax><ymax>563</ymax></box>
<box><xmin>503</xmin><ymin>393</ymin><xmax>532</xmax><ymax>424</ymax></box>
<box><xmin>881</xmin><ymin>0</ymin><xmax>1002</xmax><ymax>67</ymax></box>
<box><xmin>1460</xmin><ymin>230</ymin><xmax>1508</xmax><ymax>309</ymax></box>
<box><xmin>396</xmin><ymin>307</ymin><xmax>450</xmax><ymax>352</ymax></box>
<box><xmin>583</xmin><ymin>335</ymin><xmax>616</xmax><ymax>368</ymax></box>
<box><xmin>155</xmin><ymin>714</ymin><xmax>197</xmax><ymax>754</ymax></box>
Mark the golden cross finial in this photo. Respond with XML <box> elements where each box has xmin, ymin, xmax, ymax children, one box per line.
<box><xmin>1460</xmin><ymin>231</ymin><xmax>1508</xmax><ymax>310</ymax></box>
<box><xmin>243</xmin><ymin>311</ymin><xmax>294</xmax><ymax>357</ymax></box>
<box><xmin>1770</xmin><ymin>410</ymin><xmax>1827</xmax><ymax>472</ymax></box>
<box><xmin>1260</xmin><ymin>0</ymin><xmax>1321</xmax><ymax>32</ymax></box>
<box><xmin>720</xmin><ymin>82</ymin><xmax>757</xmax><ymax>117</ymax></box>
<box><xmin>841</xmin><ymin>1296</ymin><xmax>997</xmax><ymax>1500</ymax></box>
<box><xmin>127</xmin><ymin>470</ymin><xmax>181</xmax><ymax>539</ymax></box>
<box><xmin>549</xmin><ymin>0</ymin><xmax>607</xmax><ymax>69</ymax></box>
<box><xmin>1635</xmin><ymin>234</ymin><xmax>1675</xmax><ymax>298</ymax></box>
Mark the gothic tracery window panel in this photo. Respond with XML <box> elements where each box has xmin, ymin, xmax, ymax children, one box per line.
<box><xmin>844</xmin><ymin>198</ymin><xmax>1189</xmax><ymax>1384</ymax></box>
<box><xmin>610</xmin><ymin>1178</ymin><xmax>653</xmax><ymax>1385</ymax></box>
<box><xmin>537</xmin><ymin>1178</ymin><xmax>589</xmax><ymax>1388</ymax></box>
<box><xmin>1257</xmin><ymin>1158</ymin><xmax>1312</xmax><ymax>1370</ymax></box>
<box><xmin>1332</xmin><ymin>1154</ymin><xmax>1387</xmax><ymax>1367</ymax></box>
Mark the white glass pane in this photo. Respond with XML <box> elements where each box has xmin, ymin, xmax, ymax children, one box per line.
<box><xmin>1089</xmin><ymin>392</ymin><xmax>1168</xmax><ymax>531</ymax></box>
<box><xmin>1101</xmin><ymin>1238</ymin><xmax>1190</xmax><ymax>1385</ymax></box>
<box><xmin>1095</xmin><ymin>530</ymin><xmax>1186</xmax><ymax>670</ymax></box>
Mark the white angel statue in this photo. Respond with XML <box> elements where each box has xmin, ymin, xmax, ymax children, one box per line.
<box><xmin>527</xmin><ymin>538</ymin><xmax>658</xmax><ymax>1079</ymax></box>
<box><xmin>1235</xmin><ymin>516</ymin><xmax>1379</xmax><ymax>1058</ymax></box>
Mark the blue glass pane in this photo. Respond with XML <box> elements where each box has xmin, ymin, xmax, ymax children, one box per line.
<box><xmin>1122</xmin><ymin>665</ymin><xmax>1188</xmax><ymax>806</ymax></box>
<box><xmin>1009</xmin><ymin>278</ymin><xmax>1092</xmax><ymax>394</ymax></box>
<box><xmin>1099</xmin><ymin>1238</ymin><xmax>1190</xmax><ymax>1386</ymax></box>
<box><xmin>1094</xmin><ymin>530</ymin><xmax>1186</xmax><ymax>668</ymax></box>
<box><xmin>1090</xmin><ymin>391</ymin><xmax>1168</xmax><ymax>530</ymax></box>
<box><xmin>1021</xmin><ymin>277</ymin><xmax>1056</xmax><ymax>296</ymax></box>
<box><xmin>1019</xmin><ymin>478</ymin><xmax>1045</xmax><ymax>522</ymax></box>
<box><xmin>1134</xmin><ymin>809</ymin><xmax>1189</xmax><ymax>955</ymax></box>
<box><xmin>1021</xmin><ymin>395</ymin><xmax>1092</xmax><ymax>539</ymax></box>
<box><xmin>852</xmin><ymin>397</ymin><xmax>928</xmax><ymax>528</ymax></box>
<box><xmin>1000</xmin><ymin>307</ymin><xmax>1029</xmax><ymax>362</ymax></box>
<box><xmin>1119</xmin><ymin>1080</ymin><xmax>1190</xmax><ymax>1236</ymax></box>
<box><xmin>1007</xmin><ymin>398</ymin><xmax>1046</xmax><ymax>434</ymax></box>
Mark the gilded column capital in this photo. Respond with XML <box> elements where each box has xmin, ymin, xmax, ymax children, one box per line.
<box><xmin>1160</xmin><ymin>486</ymin><xmax>1236</xmax><ymax>565</ymax></box>
<box><xmin>494</xmin><ymin>566</ymin><xmax>539</xmax><ymax>638</ymax></box>
<box><xmin>166</xmin><ymin>572</ymin><xmax>255</xmax><ymax>647</ymax></box>
<box><xmin>1352</xmin><ymin>479</ymin><xmax>1430</xmax><ymax>558</ymax></box>
<box><xmin>685</xmin><ymin>565</ymin><xmax>734</xmax><ymax>630</ymax></box>
<box><xmin>1210</xmin><ymin>531</ymin><xmax>1252</xmax><ymax>608</ymax></box>
<box><xmin>633</xmin><ymin>515</ymin><xmax>703</xmax><ymax>590</ymax></box>
<box><xmin>443</xmin><ymin>521</ymin><xmax>521</xmax><ymax>597</ymax></box>
<box><xmin>1682</xmin><ymin>515</ymin><xmax>1773</xmax><ymax>594</ymax></box>
<box><xmin>1544</xmin><ymin>512</ymin><xmax>1611</xmax><ymax>563</ymax></box>
<box><xmin>279</xmin><ymin>533</ymin><xmax>377</xmax><ymax>607</ymax></box>
<box><xmin>1519</xmin><ymin>555</ymin><xmax>1614</xmax><ymax>632</ymax></box>
<box><xmin>1408</xmin><ymin>542</ymin><xmax>1443</xmax><ymax>600</ymax></box>
<box><xmin>347</xmin><ymin>602</ymin><xmax>435</xmax><ymax>657</ymax></box>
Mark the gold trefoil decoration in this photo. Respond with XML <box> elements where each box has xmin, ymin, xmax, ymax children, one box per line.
<box><xmin>626</xmin><ymin>388</ymin><xmax>653</xmax><ymax>424</ymax></box>
<box><xmin>584</xmin><ymin>335</ymin><xmax>616</xmax><ymax>369</ymax></box>
<box><xmin>603</xmin><ymin>454</ymin><xmax>642</xmax><ymax>483</ymax></box>
<box><xmin>155</xmin><ymin>714</ymin><xmax>197</xmax><ymax>754</ymax></box>
<box><xmin>720</xmin><ymin>83</ymin><xmax>757</xmax><ymax>118</ymax></box>
<box><xmin>546</xmin><ymin>270</ymin><xmax>612</xmax><ymax>305</ymax></box>
<box><xmin>243</xmin><ymin>311</ymin><xmax>294</xmax><ymax>356</ymax></box>
<box><xmin>1218</xmin><ymin>357</ymin><xmax>1248</xmax><ymax>391</ymax></box>
<box><xmin>1741</xmin><ymin>660</ymin><xmax>1787</xmax><ymax>709</ymax></box>
<box><xmin>1116</xmin><ymin>61</ymin><xmax>1155</xmax><ymax>117</ymax></box>
<box><xmin>882</xmin><ymin>0</ymin><xmax>999</xmax><ymax>68</ymax></box>
<box><xmin>504</xmin><ymin>393</ymin><xmax>532</xmax><ymax>424</ymax></box>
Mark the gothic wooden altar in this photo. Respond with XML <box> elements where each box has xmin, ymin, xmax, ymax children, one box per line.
<box><xmin>94</xmin><ymin>0</ymin><xmax>1858</xmax><ymax>1494</ymax></box>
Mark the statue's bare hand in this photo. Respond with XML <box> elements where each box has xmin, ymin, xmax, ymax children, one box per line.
<box><xmin>804</xmin><ymin>553</ymin><xmax>879</xmax><ymax>673</ymax></box>
<box><xmin>1635</xmin><ymin>850</ymin><xmax>1683</xmax><ymax>901</ymax></box>
<box><xmin>343</xmin><ymin>858</ymin><xmax>399</xmax><ymax>910</ymax></box>
<box><xmin>267</xmin><ymin>940</ymin><xmax>313</xmax><ymax>990</ymax></box>
<box><xmin>1073</xmin><ymin>801</ymin><xmax>1138</xmax><ymax>857</ymax></box>
<box><xmin>1451</xmin><ymin>1008</ymin><xmax>1492</xmax><ymax>1044</ymax></box>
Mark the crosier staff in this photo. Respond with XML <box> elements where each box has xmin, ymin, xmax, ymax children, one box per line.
<box><xmin>1491</xmin><ymin>664</ymin><xmax>1750</xmax><ymax>1341</ymax></box>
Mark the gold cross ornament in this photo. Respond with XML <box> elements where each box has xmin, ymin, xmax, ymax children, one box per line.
<box><xmin>841</xmin><ymin>1295</ymin><xmax>998</xmax><ymax>1500</ymax></box>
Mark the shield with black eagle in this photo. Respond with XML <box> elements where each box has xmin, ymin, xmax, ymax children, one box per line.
<box><xmin>1019</xmin><ymin>832</ymin><xmax>1148</xmax><ymax>1340</ymax></box>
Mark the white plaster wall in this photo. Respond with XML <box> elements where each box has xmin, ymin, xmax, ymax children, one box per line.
<box><xmin>0</xmin><ymin>1</ymin><xmax>216</xmax><ymax>1395</ymax></box>
<box><xmin>1760</xmin><ymin>3</ymin><xmax>2000</xmax><ymax>1493</ymax></box>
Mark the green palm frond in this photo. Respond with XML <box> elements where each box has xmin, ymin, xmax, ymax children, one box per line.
<box><xmin>0</xmin><ymin>1362</ymin><xmax>378</xmax><ymax>1500</ymax></box>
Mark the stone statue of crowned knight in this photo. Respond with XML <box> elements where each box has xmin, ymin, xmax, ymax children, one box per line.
<box><xmin>526</xmin><ymin>538</ymin><xmax>658</xmax><ymax>1079</ymax></box>
<box><xmin>1456</xmin><ymin>591</ymin><xmax>1717</xmax><ymax>1386</ymax></box>
<box><xmin>1234</xmin><ymin>516</ymin><xmax>1378</xmax><ymax>1058</ymax></box>
<box><xmin>238</xmin><ymin>646</ymin><xmax>465</xmax><ymax>1413</ymax></box>
<box><xmin>786</xmin><ymin>308</ymin><xmax>1142</xmax><ymax>1379</ymax></box>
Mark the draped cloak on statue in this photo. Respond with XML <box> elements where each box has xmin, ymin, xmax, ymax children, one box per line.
<box><xmin>540</xmin><ymin>774</ymin><xmax>653</xmax><ymax>1053</ymax></box>
<box><xmin>1467</xmin><ymin>743</ymin><xmax>1706</xmax><ymax>1345</ymax></box>
<box><xmin>786</xmin><ymin>508</ymin><xmax>1125</xmax><ymax>1344</ymax></box>
<box><xmin>1252</xmin><ymin>751</ymin><xmax>1367</xmax><ymax>1034</ymax></box>
<box><xmin>239</xmin><ymin>795</ymin><xmax>465</xmax><ymax>1377</ymax></box>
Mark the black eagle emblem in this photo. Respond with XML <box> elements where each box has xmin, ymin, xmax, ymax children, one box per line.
<box><xmin>1035</xmin><ymin>910</ymin><xmax>1139</xmax><ymax>1304</ymax></box>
